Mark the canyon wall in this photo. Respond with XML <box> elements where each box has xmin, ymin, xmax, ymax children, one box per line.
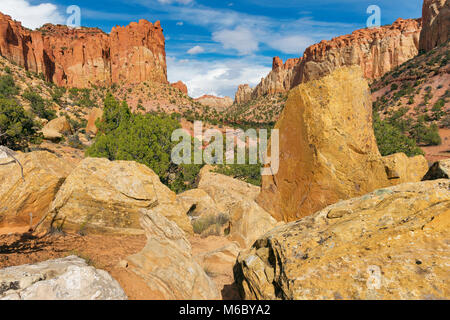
<box><xmin>0</xmin><ymin>12</ymin><xmax>167</xmax><ymax>88</ymax></box>
<box><xmin>234</xmin><ymin>84</ymin><xmax>253</xmax><ymax>104</ymax></box>
<box><xmin>419</xmin><ymin>0</ymin><xmax>450</xmax><ymax>52</ymax></box>
<box><xmin>235</xmin><ymin>18</ymin><xmax>422</xmax><ymax>103</ymax></box>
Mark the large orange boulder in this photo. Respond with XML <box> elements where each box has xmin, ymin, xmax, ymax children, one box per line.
<box><xmin>257</xmin><ymin>66</ymin><xmax>428</xmax><ymax>222</ymax></box>
<box><xmin>0</xmin><ymin>151</ymin><xmax>74</xmax><ymax>228</ymax></box>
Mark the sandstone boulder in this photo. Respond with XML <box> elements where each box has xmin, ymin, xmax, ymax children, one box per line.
<box><xmin>235</xmin><ymin>179</ymin><xmax>450</xmax><ymax>300</ymax></box>
<box><xmin>125</xmin><ymin>210</ymin><xmax>220</xmax><ymax>300</ymax></box>
<box><xmin>228</xmin><ymin>199</ymin><xmax>279</xmax><ymax>248</ymax></box>
<box><xmin>48</xmin><ymin>157</ymin><xmax>192</xmax><ymax>235</ymax></box>
<box><xmin>198</xmin><ymin>170</ymin><xmax>278</xmax><ymax>247</ymax></box>
<box><xmin>0</xmin><ymin>151</ymin><xmax>74</xmax><ymax>228</ymax></box>
<box><xmin>0</xmin><ymin>256</ymin><xmax>127</xmax><ymax>300</ymax></box>
<box><xmin>42</xmin><ymin>116</ymin><xmax>73</xmax><ymax>140</ymax></box>
<box><xmin>195</xmin><ymin>242</ymin><xmax>240</xmax><ymax>277</ymax></box>
<box><xmin>423</xmin><ymin>158</ymin><xmax>450</xmax><ymax>180</ymax></box>
<box><xmin>258</xmin><ymin>66</ymin><xmax>393</xmax><ymax>222</ymax></box>
<box><xmin>86</xmin><ymin>108</ymin><xmax>103</xmax><ymax>135</ymax></box>
<box><xmin>419</xmin><ymin>0</ymin><xmax>450</xmax><ymax>52</ymax></box>
<box><xmin>176</xmin><ymin>188</ymin><xmax>222</xmax><ymax>220</ymax></box>
<box><xmin>382</xmin><ymin>153</ymin><xmax>429</xmax><ymax>183</ymax></box>
<box><xmin>198</xmin><ymin>169</ymin><xmax>261</xmax><ymax>209</ymax></box>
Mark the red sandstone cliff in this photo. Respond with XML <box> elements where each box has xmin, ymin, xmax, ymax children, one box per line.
<box><xmin>236</xmin><ymin>18</ymin><xmax>422</xmax><ymax>103</ymax></box>
<box><xmin>0</xmin><ymin>12</ymin><xmax>167</xmax><ymax>88</ymax></box>
<box><xmin>419</xmin><ymin>0</ymin><xmax>450</xmax><ymax>52</ymax></box>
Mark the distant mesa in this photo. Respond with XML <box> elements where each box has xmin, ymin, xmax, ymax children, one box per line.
<box><xmin>195</xmin><ymin>95</ymin><xmax>233</xmax><ymax>111</ymax></box>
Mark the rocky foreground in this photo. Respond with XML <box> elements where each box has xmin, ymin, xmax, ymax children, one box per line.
<box><xmin>235</xmin><ymin>179</ymin><xmax>450</xmax><ymax>300</ymax></box>
<box><xmin>0</xmin><ymin>0</ymin><xmax>449</xmax><ymax>300</ymax></box>
<box><xmin>1</xmin><ymin>69</ymin><xmax>449</xmax><ymax>301</ymax></box>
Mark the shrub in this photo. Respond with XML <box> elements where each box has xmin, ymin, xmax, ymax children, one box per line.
<box><xmin>0</xmin><ymin>97</ymin><xmax>41</xmax><ymax>150</ymax></box>
<box><xmin>373</xmin><ymin>113</ymin><xmax>423</xmax><ymax>157</ymax></box>
<box><xmin>86</xmin><ymin>94</ymin><xmax>201</xmax><ymax>192</ymax></box>
<box><xmin>192</xmin><ymin>213</ymin><xmax>229</xmax><ymax>235</ymax></box>
<box><xmin>409</xmin><ymin>116</ymin><xmax>442</xmax><ymax>146</ymax></box>
<box><xmin>213</xmin><ymin>163</ymin><xmax>262</xmax><ymax>186</ymax></box>
<box><xmin>22</xmin><ymin>90</ymin><xmax>56</xmax><ymax>120</ymax></box>
<box><xmin>431</xmin><ymin>99</ymin><xmax>445</xmax><ymax>121</ymax></box>
<box><xmin>0</xmin><ymin>75</ymin><xmax>19</xmax><ymax>98</ymax></box>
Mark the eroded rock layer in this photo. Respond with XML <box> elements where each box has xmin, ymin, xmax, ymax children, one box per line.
<box><xmin>236</xmin><ymin>18</ymin><xmax>422</xmax><ymax>101</ymax></box>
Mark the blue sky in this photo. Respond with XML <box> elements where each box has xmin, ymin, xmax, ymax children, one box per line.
<box><xmin>0</xmin><ymin>0</ymin><xmax>422</xmax><ymax>97</ymax></box>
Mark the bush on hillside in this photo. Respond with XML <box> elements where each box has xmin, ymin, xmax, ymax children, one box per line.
<box><xmin>0</xmin><ymin>97</ymin><xmax>41</xmax><ymax>150</ymax></box>
<box><xmin>409</xmin><ymin>116</ymin><xmax>442</xmax><ymax>146</ymax></box>
<box><xmin>22</xmin><ymin>90</ymin><xmax>56</xmax><ymax>120</ymax></box>
<box><xmin>86</xmin><ymin>94</ymin><xmax>202</xmax><ymax>193</ymax></box>
<box><xmin>0</xmin><ymin>75</ymin><xmax>19</xmax><ymax>98</ymax></box>
<box><xmin>373</xmin><ymin>113</ymin><xmax>424</xmax><ymax>157</ymax></box>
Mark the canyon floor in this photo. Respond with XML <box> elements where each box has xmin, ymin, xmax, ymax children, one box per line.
<box><xmin>0</xmin><ymin>228</ymin><xmax>240</xmax><ymax>300</ymax></box>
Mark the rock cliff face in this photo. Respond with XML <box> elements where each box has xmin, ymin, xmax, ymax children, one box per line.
<box><xmin>236</xmin><ymin>18</ymin><xmax>422</xmax><ymax>101</ymax></box>
<box><xmin>297</xmin><ymin>18</ymin><xmax>422</xmax><ymax>83</ymax></box>
<box><xmin>251</xmin><ymin>57</ymin><xmax>301</xmax><ymax>100</ymax></box>
<box><xmin>257</xmin><ymin>67</ymin><xmax>428</xmax><ymax>222</ymax></box>
<box><xmin>234</xmin><ymin>84</ymin><xmax>253</xmax><ymax>104</ymax></box>
<box><xmin>235</xmin><ymin>180</ymin><xmax>450</xmax><ymax>300</ymax></box>
<box><xmin>419</xmin><ymin>0</ymin><xmax>450</xmax><ymax>52</ymax></box>
<box><xmin>0</xmin><ymin>12</ymin><xmax>167</xmax><ymax>88</ymax></box>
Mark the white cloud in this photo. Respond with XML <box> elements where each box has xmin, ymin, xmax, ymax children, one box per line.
<box><xmin>0</xmin><ymin>0</ymin><xmax>64</xmax><ymax>30</ymax></box>
<box><xmin>267</xmin><ymin>35</ymin><xmax>315</xmax><ymax>54</ymax></box>
<box><xmin>176</xmin><ymin>21</ymin><xmax>184</xmax><ymax>26</ymax></box>
<box><xmin>167</xmin><ymin>56</ymin><xmax>271</xmax><ymax>98</ymax></box>
<box><xmin>187</xmin><ymin>45</ymin><xmax>205</xmax><ymax>54</ymax></box>
<box><xmin>212</xmin><ymin>26</ymin><xmax>259</xmax><ymax>55</ymax></box>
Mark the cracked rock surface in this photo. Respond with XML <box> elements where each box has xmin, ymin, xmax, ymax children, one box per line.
<box><xmin>235</xmin><ymin>180</ymin><xmax>450</xmax><ymax>300</ymax></box>
<box><xmin>48</xmin><ymin>157</ymin><xmax>193</xmax><ymax>234</ymax></box>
